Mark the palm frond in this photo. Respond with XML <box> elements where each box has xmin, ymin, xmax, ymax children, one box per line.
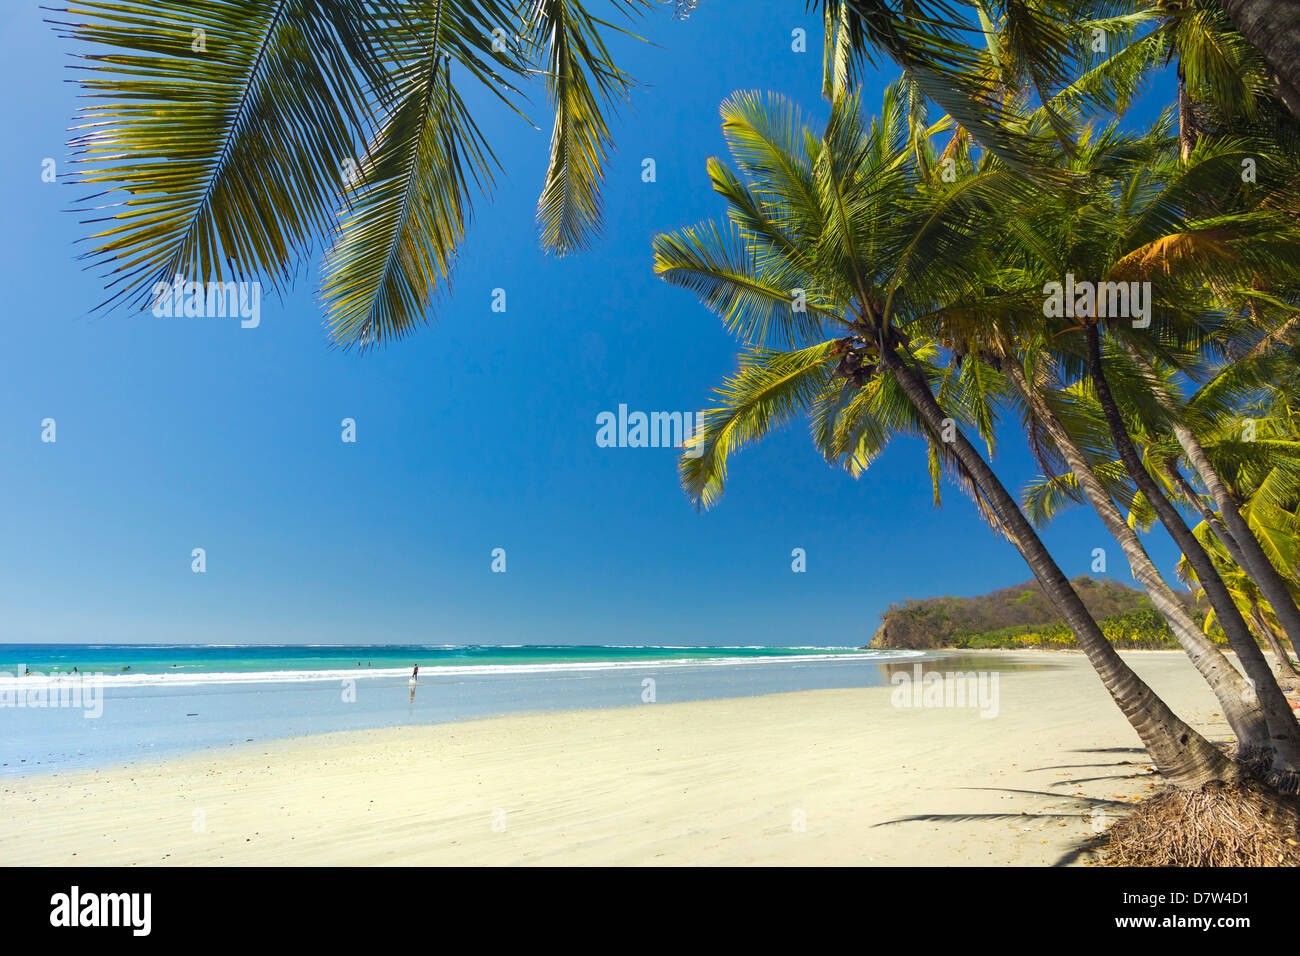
<box><xmin>526</xmin><ymin>0</ymin><xmax>648</xmax><ymax>255</ymax></box>
<box><xmin>652</xmin><ymin>220</ymin><xmax>849</xmax><ymax>347</ymax></box>
<box><xmin>53</xmin><ymin>0</ymin><xmax>379</xmax><ymax>310</ymax></box>
<box><xmin>319</xmin><ymin>6</ymin><xmax>494</xmax><ymax>350</ymax></box>
<box><xmin>681</xmin><ymin>344</ymin><xmax>835</xmax><ymax>509</ymax></box>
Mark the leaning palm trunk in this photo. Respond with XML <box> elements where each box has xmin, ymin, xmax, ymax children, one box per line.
<box><xmin>1003</xmin><ymin>361</ymin><xmax>1271</xmax><ymax>755</ymax></box>
<box><xmin>878</xmin><ymin>342</ymin><xmax>1239</xmax><ymax>789</ymax></box>
<box><xmin>1164</xmin><ymin>460</ymin><xmax>1300</xmax><ymax>665</ymax></box>
<box><xmin>1172</xmin><ymin>423</ymin><xmax>1300</xmax><ymax>656</ymax></box>
<box><xmin>1129</xmin><ymin>348</ymin><xmax>1300</xmax><ymax>661</ymax></box>
<box><xmin>1219</xmin><ymin>0</ymin><xmax>1300</xmax><ymax>120</ymax></box>
<box><xmin>1164</xmin><ymin>461</ymin><xmax>1239</xmax><ymax>554</ymax></box>
<box><xmin>1176</xmin><ymin>70</ymin><xmax>1199</xmax><ymax>159</ymax></box>
<box><xmin>1249</xmin><ymin>597</ymin><xmax>1300</xmax><ymax>685</ymax></box>
<box><xmin>1087</xmin><ymin>326</ymin><xmax>1300</xmax><ymax>782</ymax></box>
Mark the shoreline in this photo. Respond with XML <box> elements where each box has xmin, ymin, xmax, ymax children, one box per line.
<box><xmin>0</xmin><ymin>650</ymin><xmax>1238</xmax><ymax>865</ymax></box>
<box><xmin>0</xmin><ymin>651</ymin><xmax>941</xmax><ymax>779</ymax></box>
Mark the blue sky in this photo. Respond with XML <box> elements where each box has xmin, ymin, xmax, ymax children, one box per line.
<box><xmin>0</xmin><ymin>2</ymin><xmax>1186</xmax><ymax>645</ymax></box>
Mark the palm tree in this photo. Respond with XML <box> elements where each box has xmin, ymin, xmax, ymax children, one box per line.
<box><xmin>999</xmin><ymin>356</ymin><xmax>1271</xmax><ymax>755</ymax></box>
<box><xmin>906</xmin><ymin>19</ymin><xmax>1275</xmax><ymax>755</ymax></box>
<box><xmin>966</xmin><ymin>117</ymin><xmax>1300</xmax><ymax>781</ymax></box>
<box><xmin>1129</xmin><ymin>347</ymin><xmax>1300</xmax><ymax>662</ymax></box>
<box><xmin>1162</xmin><ymin>365</ymin><xmax>1300</xmax><ymax>674</ymax></box>
<box><xmin>651</xmin><ymin>85</ymin><xmax>1239</xmax><ymax>789</ymax></box>
<box><xmin>1021</xmin><ymin>0</ymin><xmax>1300</xmax><ymax>669</ymax></box>
<box><xmin>49</xmin><ymin>0</ymin><xmax>652</xmax><ymax>348</ymax></box>
<box><xmin>1029</xmin><ymin>354</ymin><xmax>1300</xmax><ymax>687</ymax></box>
<box><xmin>1177</xmin><ymin>517</ymin><xmax>1300</xmax><ymax>687</ymax></box>
<box><xmin>822</xmin><ymin>0</ymin><xmax>1300</xmax><ymax>126</ymax></box>
<box><xmin>1011</xmin><ymin>0</ymin><xmax>1300</xmax><ymax>678</ymax></box>
<box><xmin>879</xmin><ymin>36</ymin><xmax>1300</xmax><ymax>771</ymax></box>
<box><xmin>1113</xmin><ymin>0</ymin><xmax>1289</xmax><ymax>157</ymax></box>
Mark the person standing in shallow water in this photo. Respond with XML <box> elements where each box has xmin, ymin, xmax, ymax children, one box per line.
<box><xmin>410</xmin><ymin>664</ymin><xmax>418</xmax><ymax>683</ymax></box>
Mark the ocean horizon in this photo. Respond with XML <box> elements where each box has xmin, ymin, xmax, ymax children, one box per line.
<box><xmin>0</xmin><ymin>642</ymin><xmax>892</xmax><ymax>685</ymax></box>
<box><xmin>0</xmin><ymin>643</ymin><xmax>929</xmax><ymax>777</ymax></box>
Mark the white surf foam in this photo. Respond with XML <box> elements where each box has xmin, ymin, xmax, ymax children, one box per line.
<box><xmin>0</xmin><ymin>651</ymin><xmax>924</xmax><ymax>690</ymax></box>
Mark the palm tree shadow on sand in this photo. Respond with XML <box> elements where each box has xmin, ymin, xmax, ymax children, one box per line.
<box><xmin>870</xmin><ymin>747</ymin><xmax>1150</xmax><ymax>866</ymax></box>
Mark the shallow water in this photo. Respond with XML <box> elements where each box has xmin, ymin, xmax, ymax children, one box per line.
<box><xmin>0</xmin><ymin>646</ymin><xmax>1056</xmax><ymax>776</ymax></box>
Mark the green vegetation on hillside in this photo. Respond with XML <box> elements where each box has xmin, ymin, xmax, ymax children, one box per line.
<box><xmin>871</xmin><ymin>577</ymin><xmax>1209</xmax><ymax>650</ymax></box>
<box><xmin>949</xmin><ymin>608</ymin><xmax>1223</xmax><ymax>651</ymax></box>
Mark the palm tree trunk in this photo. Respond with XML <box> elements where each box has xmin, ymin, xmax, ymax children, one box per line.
<box><xmin>1219</xmin><ymin>0</ymin><xmax>1300</xmax><ymax>121</ymax></box>
<box><xmin>1172</xmin><ymin>422</ymin><xmax>1300</xmax><ymax>658</ymax></box>
<box><xmin>1003</xmin><ymin>361</ymin><xmax>1271</xmax><ymax>754</ymax></box>
<box><xmin>879</xmin><ymin>342</ymin><xmax>1239</xmax><ymax>789</ymax></box>
<box><xmin>1087</xmin><ymin>325</ymin><xmax>1300</xmax><ymax>779</ymax></box>
<box><xmin>1250</xmin><ymin>596</ymin><xmax>1300</xmax><ymax>682</ymax></box>
<box><xmin>1128</xmin><ymin>348</ymin><xmax>1300</xmax><ymax>661</ymax></box>
<box><xmin>1164</xmin><ymin>462</ymin><xmax>1237</xmax><ymax>550</ymax></box>
<box><xmin>1168</xmin><ymin>459</ymin><xmax>1300</xmax><ymax>684</ymax></box>
<box><xmin>1177</xmin><ymin>69</ymin><xmax>1198</xmax><ymax>159</ymax></box>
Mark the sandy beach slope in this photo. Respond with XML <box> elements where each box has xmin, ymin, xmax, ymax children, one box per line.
<box><xmin>0</xmin><ymin>650</ymin><xmax>1242</xmax><ymax>865</ymax></box>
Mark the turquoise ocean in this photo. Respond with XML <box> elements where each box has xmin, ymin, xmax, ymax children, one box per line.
<box><xmin>0</xmin><ymin>643</ymin><xmax>927</xmax><ymax>776</ymax></box>
<box><xmin>1</xmin><ymin>643</ymin><xmax>878</xmax><ymax>683</ymax></box>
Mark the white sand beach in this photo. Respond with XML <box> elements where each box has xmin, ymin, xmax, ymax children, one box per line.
<box><xmin>0</xmin><ymin>650</ymin><xmax>1248</xmax><ymax>866</ymax></box>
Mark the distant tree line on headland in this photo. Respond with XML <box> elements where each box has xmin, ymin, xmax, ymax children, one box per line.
<box><xmin>869</xmin><ymin>577</ymin><xmax>1209</xmax><ymax>650</ymax></box>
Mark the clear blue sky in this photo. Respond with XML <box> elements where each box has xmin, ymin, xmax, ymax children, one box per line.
<box><xmin>0</xmin><ymin>2</ymin><xmax>1185</xmax><ymax>645</ymax></box>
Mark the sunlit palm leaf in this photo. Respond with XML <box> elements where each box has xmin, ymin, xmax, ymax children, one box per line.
<box><xmin>52</xmin><ymin>0</ymin><xmax>376</xmax><ymax>310</ymax></box>
<box><xmin>526</xmin><ymin>0</ymin><xmax>648</xmax><ymax>255</ymax></box>
<box><xmin>681</xmin><ymin>344</ymin><xmax>835</xmax><ymax>509</ymax></box>
<box><xmin>652</xmin><ymin>220</ymin><xmax>848</xmax><ymax>347</ymax></box>
<box><xmin>822</xmin><ymin>0</ymin><xmax>1076</xmax><ymax>183</ymax></box>
<box><xmin>319</xmin><ymin>14</ymin><xmax>492</xmax><ymax>350</ymax></box>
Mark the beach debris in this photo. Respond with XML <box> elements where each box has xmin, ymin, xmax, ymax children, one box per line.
<box><xmin>1104</xmin><ymin>779</ymin><xmax>1300</xmax><ymax>866</ymax></box>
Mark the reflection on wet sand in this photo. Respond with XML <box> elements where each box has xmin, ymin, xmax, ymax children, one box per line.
<box><xmin>871</xmin><ymin>651</ymin><xmax>1066</xmax><ymax>684</ymax></box>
